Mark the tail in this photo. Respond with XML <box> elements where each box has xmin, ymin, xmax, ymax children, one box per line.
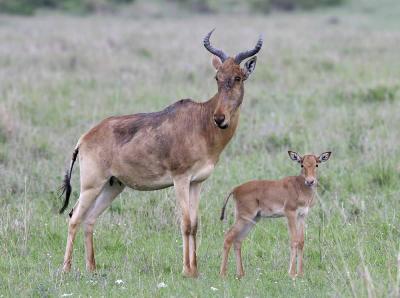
<box><xmin>220</xmin><ymin>191</ymin><xmax>233</xmax><ymax>221</ymax></box>
<box><xmin>59</xmin><ymin>147</ymin><xmax>79</xmax><ymax>214</ymax></box>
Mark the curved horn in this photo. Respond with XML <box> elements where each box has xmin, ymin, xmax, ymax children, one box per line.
<box><xmin>234</xmin><ymin>35</ymin><xmax>263</xmax><ymax>64</ymax></box>
<box><xmin>203</xmin><ymin>29</ymin><xmax>228</xmax><ymax>62</ymax></box>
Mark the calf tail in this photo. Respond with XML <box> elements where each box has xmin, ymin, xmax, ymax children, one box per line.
<box><xmin>220</xmin><ymin>191</ymin><xmax>233</xmax><ymax>221</ymax></box>
<box><xmin>59</xmin><ymin>147</ymin><xmax>79</xmax><ymax>214</ymax></box>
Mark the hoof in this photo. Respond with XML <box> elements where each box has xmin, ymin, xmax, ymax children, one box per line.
<box><xmin>62</xmin><ymin>264</ymin><xmax>71</xmax><ymax>273</ymax></box>
<box><xmin>182</xmin><ymin>268</ymin><xmax>198</xmax><ymax>278</ymax></box>
<box><xmin>190</xmin><ymin>268</ymin><xmax>199</xmax><ymax>278</ymax></box>
<box><xmin>236</xmin><ymin>273</ymin><xmax>245</xmax><ymax>279</ymax></box>
<box><xmin>86</xmin><ymin>265</ymin><xmax>96</xmax><ymax>272</ymax></box>
<box><xmin>289</xmin><ymin>272</ymin><xmax>297</xmax><ymax>279</ymax></box>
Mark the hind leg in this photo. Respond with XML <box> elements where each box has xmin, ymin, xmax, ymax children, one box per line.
<box><xmin>62</xmin><ymin>155</ymin><xmax>109</xmax><ymax>273</ymax></box>
<box><xmin>233</xmin><ymin>218</ymin><xmax>256</xmax><ymax>278</ymax></box>
<box><xmin>62</xmin><ymin>184</ymin><xmax>105</xmax><ymax>272</ymax></box>
<box><xmin>83</xmin><ymin>178</ymin><xmax>125</xmax><ymax>271</ymax></box>
<box><xmin>220</xmin><ymin>217</ymin><xmax>255</xmax><ymax>277</ymax></box>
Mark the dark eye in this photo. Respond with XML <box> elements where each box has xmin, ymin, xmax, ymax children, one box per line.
<box><xmin>215</xmin><ymin>76</ymin><xmax>218</xmax><ymax>81</ymax></box>
<box><xmin>316</xmin><ymin>164</ymin><xmax>318</xmax><ymax>167</ymax></box>
<box><xmin>301</xmin><ymin>165</ymin><xmax>304</xmax><ymax>168</ymax></box>
<box><xmin>234</xmin><ymin>76</ymin><xmax>241</xmax><ymax>82</ymax></box>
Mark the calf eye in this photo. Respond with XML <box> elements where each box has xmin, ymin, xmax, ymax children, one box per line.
<box><xmin>316</xmin><ymin>164</ymin><xmax>319</xmax><ymax>167</ymax></box>
<box><xmin>301</xmin><ymin>165</ymin><xmax>304</xmax><ymax>168</ymax></box>
<box><xmin>215</xmin><ymin>76</ymin><xmax>218</xmax><ymax>81</ymax></box>
<box><xmin>234</xmin><ymin>76</ymin><xmax>241</xmax><ymax>82</ymax></box>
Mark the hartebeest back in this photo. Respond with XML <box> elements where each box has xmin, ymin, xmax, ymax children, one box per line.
<box><xmin>59</xmin><ymin>29</ymin><xmax>263</xmax><ymax>277</ymax></box>
<box><xmin>219</xmin><ymin>151</ymin><xmax>331</xmax><ymax>278</ymax></box>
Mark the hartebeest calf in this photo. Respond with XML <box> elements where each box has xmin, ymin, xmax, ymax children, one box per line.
<box><xmin>219</xmin><ymin>151</ymin><xmax>331</xmax><ymax>278</ymax></box>
<box><xmin>59</xmin><ymin>30</ymin><xmax>263</xmax><ymax>277</ymax></box>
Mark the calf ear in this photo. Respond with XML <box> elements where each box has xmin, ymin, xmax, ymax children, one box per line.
<box><xmin>243</xmin><ymin>56</ymin><xmax>257</xmax><ymax>80</ymax></box>
<box><xmin>317</xmin><ymin>152</ymin><xmax>331</xmax><ymax>163</ymax></box>
<box><xmin>288</xmin><ymin>151</ymin><xmax>302</xmax><ymax>163</ymax></box>
<box><xmin>212</xmin><ymin>55</ymin><xmax>222</xmax><ymax>70</ymax></box>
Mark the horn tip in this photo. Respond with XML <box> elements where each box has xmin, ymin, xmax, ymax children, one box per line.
<box><xmin>204</xmin><ymin>28</ymin><xmax>216</xmax><ymax>43</ymax></box>
<box><xmin>207</xmin><ymin>28</ymin><xmax>216</xmax><ymax>36</ymax></box>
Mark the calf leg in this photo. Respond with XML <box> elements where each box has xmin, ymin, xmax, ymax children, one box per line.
<box><xmin>220</xmin><ymin>217</ymin><xmax>255</xmax><ymax>277</ymax></box>
<box><xmin>82</xmin><ymin>178</ymin><xmax>125</xmax><ymax>271</ymax></box>
<box><xmin>234</xmin><ymin>241</ymin><xmax>244</xmax><ymax>278</ymax></box>
<box><xmin>286</xmin><ymin>211</ymin><xmax>298</xmax><ymax>278</ymax></box>
<box><xmin>296</xmin><ymin>215</ymin><xmax>306</xmax><ymax>276</ymax></box>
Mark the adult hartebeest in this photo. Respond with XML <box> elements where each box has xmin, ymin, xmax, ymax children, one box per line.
<box><xmin>59</xmin><ymin>29</ymin><xmax>263</xmax><ymax>277</ymax></box>
<box><xmin>219</xmin><ymin>151</ymin><xmax>331</xmax><ymax>278</ymax></box>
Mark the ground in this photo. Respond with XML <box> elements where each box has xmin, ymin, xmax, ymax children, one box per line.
<box><xmin>0</xmin><ymin>1</ymin><xmax>399</xmax><ymax>297</ymax></box>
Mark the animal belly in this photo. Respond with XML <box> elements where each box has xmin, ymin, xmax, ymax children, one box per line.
<box><xmin>117</xmin><ymin>172</ymin><xmax>174</xmax><ymax>191</ymax></box>
<box><xmin>114</xmin><ymin>152</ymin><xmax>215</xmax><ymax>190</ymax></box>
<box><xmin>261</xmin><ymin>206</ymin><xmax>285</xmax><ymax>218</ymax></box>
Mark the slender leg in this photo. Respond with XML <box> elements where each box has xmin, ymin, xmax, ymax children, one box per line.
<box><xmin>62</xmin><ymin>185</ymin><xmax>104</xmax><ymax>272</ymax></box>
<box><xmin>82</xmin><ymin>180</ymin><xmax>125</xmax><ymax>271</ymax></box>
<box><xmin>188</xmin><ymin>181</ymin><xmax>202</xmax><ymax>277</ymax></box>
<box><xmin>234</xmin><ymin>241</ymin><xmax>244</xmax><ymax>278</ymax></box>
<box><xmin>296</xmin><ymin>215</ymin><xmax>306</xmax><ymax>277</ymax></box>
<box><xmin>220</xmin><ymin>227</ymin><xmax>233</xmax><ymax>277</ymax></box>
<box><xmin>286</xmin><ymin>211</ymin><xmax>298</xmax><ymax>278</ymax></box>
<box><xmin>173</xmin><ymin>176</ymin><xmax>193</xmax><ymax>277</ymax></box>
<box><xmin>220</xmin><ymin>217</ymin><xmax>255</xmax><ymax>278</ymax></box>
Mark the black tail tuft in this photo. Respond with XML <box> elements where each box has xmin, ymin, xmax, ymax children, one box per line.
<box><xmin>59</xmin><ymin>172</ymin><xmax>72</xmax><ymax>214</ymax></box>
<box><xmin>59</xmin><ymin>148</ymin><xmax>79</xmax><ymax>214</ymax></box>
<box><xmin>220</xmin><ymin>192</ymin><xmax>233</xmax><ymax>221</ymax></box>
<box><xmin>220</xmin><ymin>205</ymin><xmax>226</xmax><ymax>221</ymax></box>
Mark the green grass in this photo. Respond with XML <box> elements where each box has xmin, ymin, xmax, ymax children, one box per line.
<box><xmin>1</xmin><ymin>1</ymin><xmax>400</xmax><ymax>297</ymax></box>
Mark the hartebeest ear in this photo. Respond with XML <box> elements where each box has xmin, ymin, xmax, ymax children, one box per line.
<box><xmin>288</xmin><ymin>151</ymin><xmax>302</xmax><ymax>163</ymax></box>
<box><xmin>243</xmin><ymin>56</ymin><xmax>257</xmax><ymax>80</ymax></box>
<box><xmin>212</xmin><ymin>55</ymin><xmax>222</xmax><ymax>70</ymax></box>
<box><xmin>317</xmin><ymin>152</ymin><xmax>331</xmax><ymax>163</ymax></box>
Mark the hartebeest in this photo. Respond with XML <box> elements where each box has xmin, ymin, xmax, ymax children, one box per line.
<box><xmin>219</xmin><ymin>151</ymin><xmax>331</xmax><ymax>278</ymax></box>
<box><xmin>59</xmin><ymin>30</ymin><xmax>263</xmax><ymax>277</ymax></box>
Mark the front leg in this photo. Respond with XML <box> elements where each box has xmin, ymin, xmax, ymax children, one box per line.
<box><xmin>174</xmin><ymin>176</ymin><xmax>194</xmax><ymax>277</ymax></box>
<box><xmin>286</xmin><ymin>211</ymin><xmax>298</xmax><ymax>278</ymax></box>
<box><xmin>188</xmin><ymin>181</ymin><xmax>202</xmax><ymax>277</ymax></box>
<box><xmin>296</xmin><ymin>215</ymin><xmax>306</xmax><ymax>277</ymax></box>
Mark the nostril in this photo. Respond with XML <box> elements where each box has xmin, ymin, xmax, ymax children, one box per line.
<box><xmin>305</xmin><ymin>179</ymin><xmax>315</xmax><ymax>186</ymax></box>
<box><xmin>214</xmin><ymin>115</ymin><xmax>225</xmax><ymax>125</ymax></box>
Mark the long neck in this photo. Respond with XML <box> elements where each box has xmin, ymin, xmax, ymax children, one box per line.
<box><xmin>199</xmin><ymin>93</ymin><xmax>240</xmax><ymax>160</ymax></box>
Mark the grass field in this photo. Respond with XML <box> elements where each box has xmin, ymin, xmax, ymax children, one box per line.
<box><xmin>0</xmin><ymin>1</ymin><xmax>400</xmax><ymax>297</ymax></box>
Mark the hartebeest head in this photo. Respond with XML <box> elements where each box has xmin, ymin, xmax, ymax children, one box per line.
<box><xmin>204</xmin><ymin>29</ymin><xmax>263</xmax><ymax>129</ymax></box>
<box><xmin>288</xmin><ymin>151</ymin><xmax>332</xmax><ymax>186</ymax></box>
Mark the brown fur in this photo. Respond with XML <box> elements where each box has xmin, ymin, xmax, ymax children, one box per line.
<box><xmin>60</xmin><ymin>55</ymin><xmax>259</xmax><ymax>277</ymax></box>
<box><xmin>220</xmin><ymin>151</ymin><xmax>331</xmax><ymax>278</ymax></box>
